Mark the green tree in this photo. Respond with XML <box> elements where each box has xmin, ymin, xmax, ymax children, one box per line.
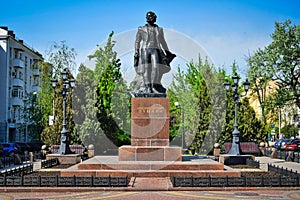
<box><xmin>219</xmin><ymin>65</ymin><xmax>266</xmax><ymax>147</ymax></box>
<box><xmin>168</xmin><ymin>67</ymin><xmax>197</xmax><ymax>145</ymax></box>
<box><xmin>247</xmin><ymin>48</ymin><xmax>272</xmax><ymax>125</ymax></box>
<box><xmin>46</xmin><ymin>40</ymin><xmax>77</xmax><ymax>74</ymax></box>
<box><xmin>267</xmin><ymin>20</ymin><xmax>300</xmax><ymax>108</ymax></box>
<box><xmin>248</xmin><ymin>20</ymin><xmax>300</xmax><ymax>111</ymax></box>
<box><xmin>168</xmin><ymin>57</ymin><xmax>226</xmax><ymax>154</ymax></box>
<box><xmin>40</xmin><ymin>42</ymin><xmax>79</xmax><ymax>146</ymax></box>
<box><xmin>238</xmin><ymin>98</ymin><xmax>266</xmax><ymax>143</ymax></box>
<box><xmin>73</xmin><ymin>64</ymin><xmax>115</xmax><ymax>154</ymax></box>
<box><xmin>281</xmin><ymin>124</ymin><xmax>298</xmax><ymax>138</ymax></box>
<box><xmin>88</xmin><ymin>32</ymin><xmax>130</xmax><ymax>147</ymax></box>
<box><xmin>24</xmin><ymin>92</ymin><xmax>43</xmax><ymax>141</ymax></box>
<box><xmin>185</xmin><ymin>60</ymin><xmax>212</xmax><ymax>154</ymax></box>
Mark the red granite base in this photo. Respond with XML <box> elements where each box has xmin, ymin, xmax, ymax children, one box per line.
<box><xmin>118</xmin><ymin>146</ymin><xmax>182</xmax><ymax>161</ymax></box>
<box><xmin>131</xmin><ymin>98</ymin><xmax>170</xmax><ymax>145</ymax></box>
<box><xmin>61</xmin><ymin>169</ymin><xmax>241</xmax><ymax>178</ymax></box>
<box><xmin>46</xmin><ymin>154</ymin><xmax>81</xmax><ymax>165</ymax></box>
<box><xmin>60</xmin><ymin>156</ymin><xmax>241</xmax><ymax>178</ymax></box>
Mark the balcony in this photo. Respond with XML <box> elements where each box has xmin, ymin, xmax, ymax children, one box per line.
<box><xmin>32</xmin><ymin>68</ymin><xmax>39</xmax><ymax>76</ymax></box>
<box><xmin>12</xmin><ymin>78</ymin><xmax>24</xmax><ymax>87</ymax></box>
<box><xmin>12</xmin><ymin>58</ymin><xmax>25</xmax><ymax>68</ymax></box>
<box><xmin>32</xmin><ymin>85</ymin><xmax>39</xmax><ymax>92</ymax></box>
<box><xmin>11</xmin><ymin>97</ymin><xmax>24</xmax><ymax>107</ymax></box>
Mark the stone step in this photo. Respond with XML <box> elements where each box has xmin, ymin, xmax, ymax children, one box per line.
<box><xmin>130</xmin><ymin>177</ymin><xmax>173</xmax><ymax>190</ymax></box>
<box><xmin>118</xmin><ymin>146</ymin><xmax>182</xmax><ymax>161</ymax></box>
<box><xmin>60</xmin><ymin>156</ymin><xmax>241</xmax><ymax>178</ymax></box>
<box><xmin>77</xmin><ymin>162</ymin><xmax>225</xmax><ymax>171</ymax></box>
<box><xmin>61</xmin><ymin>169</ymin><xmax>241</xmax><ymax>178</ymax></box>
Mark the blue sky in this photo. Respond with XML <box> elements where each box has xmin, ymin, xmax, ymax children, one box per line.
<box><xmin>1</xmin><ymin>0</ymin><xmax>300</xmax><ymax>77</ymax></box>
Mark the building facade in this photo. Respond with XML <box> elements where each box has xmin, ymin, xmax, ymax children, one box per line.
<box><xmin>0</xmin><ymin>26</ymin><xmax>43</xmax><ymax>142</ymax></box>
<box><xmin>248</xmin><ymin>80</ymin><xmax>300</xmax><ymax>139</ymax></box>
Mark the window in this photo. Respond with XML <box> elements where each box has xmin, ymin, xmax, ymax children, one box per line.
<box><xmin>12</xmin><ymin>71</ymin><xmax>16</xmax><ymax>78</ymax></box>
<box><xmin>12</xmin><ymin>89</ymin><xmax>18</xmax><ymax>97</ymax></box>
<box><xmin>18</xmin><ymin>71</ymin><xmax>23</xmax><ymax>80</ymax></box>
<box><xmin>25</xmin><ymin>56</ymin><xmax>28</xmax><ymax>67</ymax></box>
<box><xmin>33</xmin><ymin>76</ymin><xmax>39</xmax><ymax>86</ymax></box>
<box><xmin>14</xmin><ymin>49</ymin><xmax>18</xmax><ymax>59</ymax></box>
<box><xmin>12</xmin><ymin>88</ymin><xmax>23</xmax><ymax>98</ymax></box>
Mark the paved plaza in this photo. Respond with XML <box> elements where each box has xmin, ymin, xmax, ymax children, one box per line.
<box><xmin>1</xmin><ymin>189</ymin><xmax>300</xmax><ymax>200</ymax></box>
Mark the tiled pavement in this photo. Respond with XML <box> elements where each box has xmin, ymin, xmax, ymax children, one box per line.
<box><xmin>255</xmin><ymin>156</ymin><xmax>300</xmax><ymax>172</ymax></box>
<box><xmin>1</xmin><ymin>189</ymin><xmax>300</xmax><ymax>199</ymax></box>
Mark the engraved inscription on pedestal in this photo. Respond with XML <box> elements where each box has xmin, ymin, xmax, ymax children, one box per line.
<box><xmin>131</xmin><ymin>98</ymin><xmax>170</xmax><ymax>146</ymax></box>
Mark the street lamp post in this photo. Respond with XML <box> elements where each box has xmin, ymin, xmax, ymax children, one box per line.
<box><xmin>224</xmin><ymin>76</ymin><xmax>250</xmax><ymax>155</ymax></box>
<box><xmin>174</xmin><ymin>101</ymin><xmax>185</xmax><ymax>152</ymax></box>
<box><xmin>51</xmin><ymin>68</ymin><xmax>75</xmax><ymax>155</ymax></box>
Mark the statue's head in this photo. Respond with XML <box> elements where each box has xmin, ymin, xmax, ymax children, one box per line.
<box><xmin>146</xmin><ymin>11</ymin><xmax>157</xmax><ymax>24</ymax></box>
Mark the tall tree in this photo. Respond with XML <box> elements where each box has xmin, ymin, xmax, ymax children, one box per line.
<box><xmin>247</xmin><ymin>20</ymin><xmax>300</xmax><ymax>110</ymax></box>
<box><xmin>238</xmin><ymin>98</ymin><xmax>266</xmax><ymax>143</ymax></box>
<box><xmin>267</xmin><ymin>20</ymin><xmax>300</xmax><ymax>108</ymax></box>
<box><xmin>247</xmin><ymin>48</ymin><xmax>272</xmax><ymax>124</ymax></box>
<box><xmin>185</xmin><ymin>59</ymin><xmax>212</xmax><ymax>154</ymax></box>
<box><xmin>40</xmin><ymin>42</ymin><xmax>79</xmax><ymax>146</ymax></box>
<box><xmin>88</xmin><ymin>32</ymin><xmax>130</xmax><ymax>147</ymax></box>
<box><xmin>46</xmin><ymin>40</ymin><xmax>77</xmax><ymax>74</ymax></box>
<box><xmin>219</xmin><ymin>64</ymin><xmax>266</xmax><ymax>146</ymax></box>
<box><xmin>73</xmin><ymin>64</ymin><xmax>115</xmax><ymax>154</ymax></box>
<box><xmin>168</xmin><ymin>67</ymin><xmax>197</xmax><ymax>147</ymax></box>
<box><xmin>168</xmin><ymin>57</ymin><xmax>226</xmax><ymax>154</ymax></box>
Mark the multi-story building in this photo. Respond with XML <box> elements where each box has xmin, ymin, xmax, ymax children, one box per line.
<box><xmin>248</xmin><ymin>79</ymin><xmax>300</xmax><ymax>139</ymax></box>
<box><xmin>0</xmin><ymin>26</ymin><xmax>43</xmax><ymax>142</ymax></box>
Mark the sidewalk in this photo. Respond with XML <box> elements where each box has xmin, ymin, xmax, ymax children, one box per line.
<box><xmin>255</xmin><ymin>156</ymin><xmax>300</xmax><ymax>172</ymax></box>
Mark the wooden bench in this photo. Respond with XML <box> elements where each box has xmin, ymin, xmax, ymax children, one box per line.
<box><xmin>222</xmin><ymin>142</ymin><xmax>261</xmax><ymax>155</ymax></box>
<box><xmin>50</xmin><ymin>145</ymin><xmax>87</xmax><ymax>156</ymax></box>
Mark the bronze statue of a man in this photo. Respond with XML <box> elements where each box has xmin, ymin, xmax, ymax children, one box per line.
<box><xmin>133</xmin><ymin>11</ymin><xmax>176</xmax><ymax>94</ymax></box>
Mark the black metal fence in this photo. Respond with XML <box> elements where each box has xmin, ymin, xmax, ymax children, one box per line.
<box><xmin>172</xmin><ymin>164</ymin><xmax>300</xmax><ymax>187</ymax></box>
<box><xmin>0</xmin><ymin>175</ymin><xmax>130</xmax><ymax>187</ymax></box>
<box><xmin>0</xmin><ymin>163</ymin><xmax>33</xmax><ymax>177</ymax></box>
<box><xmin>268</xmin><ymin>164</ymin><xmax>300</xmax><ymax>178</ymax></box>
<box><xmin>0</xmin><ymin>154</ymin><xmax>33</xmax><ymax>169</ymax></box>
<box><xmin>172</xmin><ymin>175</ymin><xmax>300</xmax><ymax>187</ymax></box>
<box><xmin>0</xmin><ymin>157</ymin><xmax>15</xmax><ymax>168</ymax></box>
<box><xmin>265</xmin><ymin>148</ymin><xmax>300</xmax><ymax>163</ymax></box>
<box><xmin>41</xmin><ymin>158</ymin><xmax>59</xmax><ymax>169</ymax></box>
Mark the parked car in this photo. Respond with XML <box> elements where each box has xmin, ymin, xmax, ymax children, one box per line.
<box><xmin>14</xmin><ymin>142</ymin><xmax>31</xmax><ymax>155</ymax></box>
<box><xmin>274</xmin><ymin>138</ymin><xmax>291</xmax><ymax>150</ymax></box>
<box><xmin>0</xmin><ymin>143</ymin><xmax>18</xmax><ymax>157</ymax></box>
<box><xmin>285</xmin><ymin>140</ymin><xmax>300</xmax><ymax>151</ymax></box>
<box><xmin>27</xmin><ymin>142</ymin><xmax>43</xmax><ymax>153</ymax></box>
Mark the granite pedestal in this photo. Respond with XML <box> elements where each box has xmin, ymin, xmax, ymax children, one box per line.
<box><xmin>46</xmin><ymin>154</ymin><xmax>81</xmax><ymax>165</ymax></box>
<box><xmin>119</xmin><ymin>98</ymin><xmax>182</xmax><ymax>161</ymax></box>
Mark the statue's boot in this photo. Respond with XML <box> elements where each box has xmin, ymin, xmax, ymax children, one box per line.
<box><xmin>145</xmin><ymin>83</ymin><xmax>153</xmax><ymax>93</ymax></box>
